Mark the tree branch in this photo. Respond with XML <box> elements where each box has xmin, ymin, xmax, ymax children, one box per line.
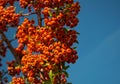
<box><xmin>20</xmin><ymin>12</ymin><xmax>36</xmax><ymax>17</ymax></box>
<box><xmin>36</xmin><ymin>9</ymin><xmax>42</xmax><ymax>26</ymax></box>
<box><xmin>0</xmin><ymin>31</ymin><xmax>20</xmax><ymax>64</ymax></box>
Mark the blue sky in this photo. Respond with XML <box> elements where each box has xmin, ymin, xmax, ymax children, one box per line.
<box><xmin>1</xmin><ymin>0</ymin><xmax>120</xmax><ymax>84</ymax></box>
<box><xmin>68</xmin><ymin>0</ymin><xmax>120</xmax><ymax>84</ymax></box>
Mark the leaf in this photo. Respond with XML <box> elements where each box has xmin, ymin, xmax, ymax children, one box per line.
<box><xmin>14</xmin><ymin>7</ymin><xmax>16</xmax><ymax>11</ymax></box>
<box><xmin>64</xmin><ymin>10</ymin><xmax>70</xmax><ymax>14</ymax></box>
<box><xmin>22</xmin><ymin>76</ymin><xmax>25</xmax><ymax>79</ymax></box>
<box><xmin>44</xmin><ymin>80</ymin><xmax>51</xmax><ymax>84</ymax></box>
<box><xmin>63</xmin><ymin>28</ymin><xmax>70</xmax><ymax>34</ymax></box>
<box><xmin>75</xmin><ymin>40</ymin><xmax>79</xmax><ymax>44</ymax></box>
<box><xmin>63</xmin><ymin>28</ymin><xmax>68</xmax><ymax>34</ymax></box>
<box><xmin>48</xmin><ymin>70</ymin><xmax>54</xmax><ymax>82</ymax></box>
<box><xmin>66</xmin><ymin>4</ymin><xmax>71</xmax><ymax>7</ymax></box>
<box><xmin>19</xmin><ymin>11</ymin><xmax>23</xmax><ymax>15</ymax></box>
<box><xmin>62</xmin><ymin>71</ymin><xmax>69</xmax><ymax>78</ymax></box>
<box><xmin>43</xmin><ymin>59</ymin><xmax>48</xmax><ymax>62</ymax></box>
<box><xmin>62</xmin><ymin>62</ymin><xmax>65</xmax><ymax>67</ymax></box>
<box><xmin>43</xmin><ymin>63</ymin><xmax>49</xmax><ymax>67</ymax></box>
<box><xmin>37</xmin><ymin>41</ymin><xmax>41</xmax><ymax>44</ymax></box>
<box><xmin>54</xmin><ymin>7</ymin><xmax>58</xmax><ymax>10</ymax></box>
<box><xmin>73</xmin><ymin>47</ymin><xmax>77</xmax><ymax>49</ymax></box>
<box><xmin>63</xmin><ymin>65</ymin><xmax>70</xmax><ymax>70</ymax></box>
<box><xmin>76</xmin><ymin>32</ymin><xmax>80</xmax><ymax>35</ymax></box>
<box><xmin>9</xmin><ymin>82</ymin><xmax>12</xmax><ymax>84</ymax></box>
<box><xmin>67</xmin><ymin>83</ymin><xmax>72</xmax><ymax>84</ymax></box>
<box><xmin>48</xmin><ymin>11</ymin><xmax>52</xmax><ymax>17</ymax></box>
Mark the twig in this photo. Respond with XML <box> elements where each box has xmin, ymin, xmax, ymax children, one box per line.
<box><xmin>9</xmin><ymin>38</ymin><xmax>16</xmax><ymax>43</ymax></box>
<box><xmin>20</xmin><ymin>12</ymin><xmax>36</xmax><ymax>17</ymax></box>
<box><xmin>1</xmin><ymin>71</ymin><xmax>8</xmax><ymax>80</ymax></box>
<box><xmin>0</xmin><ymin>31</ymin><xmax>20</xmax><ymax>64</ymax></box>
<box><xmin>36</xmin><ymin>9</ymin><xmax>42</xmax><ymax>26</ymax></box>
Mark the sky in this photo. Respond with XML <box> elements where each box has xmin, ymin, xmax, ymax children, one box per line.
<box><xmin>67</xmin><ymin>0</ymin><xmax>120</xmax><ymax>84</ymax></box>
<box><xmin>1</xmin><ymin>0</ymin><xmax>120</xmax><ymax>84</ymax></box>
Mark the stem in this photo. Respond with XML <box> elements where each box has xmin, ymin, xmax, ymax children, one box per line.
<box><xmin>58</xmin><ymin>63</ymin><xmax>61</xmax><ymax>83</ymax></box>
<box><xmin>0</xmin><ymin>31</ymin><xmax>20</xmax><ymax>64</ymax></box>
<box><xmin>20</xmin><ymin>12</ymin><xmax>36</xmax><ymax>17</ymax></box>
<box><xmin>1</xmin><ymin>71</ymin><xmax>8</xmax><ymax>80</ymax></box>
<box><xmin>36</xmin><ymin>9</ymin><xmax>42</xmax><ymax>26</ymax></box>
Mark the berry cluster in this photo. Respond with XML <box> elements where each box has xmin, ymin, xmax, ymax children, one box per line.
<box><xmin>0</xmin><ymin>6</ymin><xmax>20</xmax><ymax>31</ymax></box>
<box><xmin>15</xmin><ymin>18</ymin><xmax>78</xmax><ymax>83</ymax></box>
<box><xmin>20</xmin><ymin>0</ymin><xmax>70</xmax><ymax>8</ymax></box>
<box><xmin>7</xmin><ymin>60</ymin><xmax>21</xmax><ymax>76</ymax></box>
<box><xmin>11</xmin><ymin>77</ymin><xmax>25</xmax><ymax>84</ymax></box>
<box><xmin>20</xmin><ymin>0</ymin><xmax>80</xmax><ymax>29</ymax></box>
<box><xmin>42</xmin><ymin>2</ymin><xmax>80</xmax><ymax>28</ymax></box>
<box><xmin>0</xmin><ymin>0</ymin><xmax>18</xmax><ymax>7</ymax></box>
<box><xmin>0</xmin><ymin>0</ymin><xmax>81</xmax><ymax>84</ymax></box>
<box><xmin>53</xmin><ymin>73</ymin><xmax>67</xmax><ymax>84</ymax></box>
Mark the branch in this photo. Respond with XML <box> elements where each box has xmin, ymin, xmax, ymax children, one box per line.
<box><xmin>36</xmin><ymin>9</ymin><xmax>42</xmax><ymax>26</ymax></box>
<box><xmin>1</xmin><ymin>71</ymin><xmax>8</xmax><ymax>80</ymax></box>
<box><xmin>20</xmin><ymin>12</ymin><xmax>36</xmax><ymax>17</ymax></box>
<box><xmin>9</xmin><ymin>38</ymin><xmax>16</xmax><ymax>43</ymax></box>
<box><xmin>0</xmin><ymin>31</ymin><xmax>20</xmax><ymax>64</ymax></box>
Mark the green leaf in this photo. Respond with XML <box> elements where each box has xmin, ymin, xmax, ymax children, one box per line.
<box><xmin>64</xmin><ymin>10</ymin><xmax>70</xmax><ymax>14</ymax></box>
<box><xmin>62</xmin><ymin>71</ymin><xmax>69</xmax><ymax>78</ymax></box>
<box><xmin>19</xmin><ymin>11</ymin><xmax>23</xmax><ymax>15</ymax></box>
<box><xmin>63</xmin><ymin>28</ymin><xmax>70</xmax><ymax>34</ymax></box>
<box><xmin>9</xmin><ymin>82</ymin><xmax>12</xmax><ymax>84</ymax></box>
<box><xmin>66</xmin><ymin>4</ymin><xmax>71</xmax><ymax>7</ymax></box>
<box><xmin>44</xmin><ymin>80</ymin><xmax>51</xmax><ymax>84</ymax></box>
<box><xmin>76</xmin><ymin>32</ymin><xmax>80</xmax><ymax>35</ymax></box>
<box><xmin>37</xmin><ymin>41</ymin><xmax>41</xmax><ymax>44</ymax></box>
<box><xmin>43</xmin><ymin>63</ymin><xmax>49</xmax><ymax>67</ymax></box>
<box><xmin>14</xmin><ymin>7</ymin><xmax>16</xmax><ymax>11</ymax></box>
<box><xmin>43</xmin><ymin>59</ymin><xmax>48</xmax><ymax>62</ymax></box>
<box><xmin>22</xmin><ymin>76</ymin><xmax>25</xmax><ymax>79</ymax></box>
<box><xmin>64</xmin><ymin>65</ymin><xmax>70</xmax><ymax>70</ymax></box>
<box><xmin>54</xmin><ymin>7</ymin><xmax>58</xmax><ymax>10</ymax></box>
<box><xmin>63</xmin><ymin>28</ymin><xmax>68</xmax><ymax>34</ymax></box>
<box><xmin>75</xmin><ymin>40</ymin><xmax>79</xmax><ymax>44</ymax></box>
<box><xmin>48</xmin><ymin>11</ymin><xmax>52</xmax><ymax>17</ymax></box>
<box><xmin>73</xmin><ymin>47</ymin><xmax>77</xmax><ymax>49</ymax></box>
<box><xmin>49</xmin><ymin>70</ymin><xmax>54</xmax><ymax>82</ymax></box>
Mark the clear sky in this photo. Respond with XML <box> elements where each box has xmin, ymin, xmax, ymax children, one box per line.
<box><xmin>1</xmin><ymin>0</ymin><xmax>120</xmax><ymax>84</ymax></box>
<box><xmin>68</xmin><ymin>0</ymin><xmax>120</xmax><ymax>84</ymax></box>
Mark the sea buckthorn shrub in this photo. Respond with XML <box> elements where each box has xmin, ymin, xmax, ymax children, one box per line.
<box><xmin>0</xmin><ymin>0</ymin><xmax>80</xmax><ymax>84</ymax></box>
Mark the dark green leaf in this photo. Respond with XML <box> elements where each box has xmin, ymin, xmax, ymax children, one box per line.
<box><xmin>44</xmin><ymin>80</ymin><xmax>51</xmax><ymax>84</ymax></box>
<box><xmin>62</xmin><ymin>71</ymin><xmax>69</xmax><ymax>78</ymax></box>
<box><xmin>75</xmin><ymin>40</ymin><xmax>79</xmax><ymax>44</ymax></box>
<box><xmin>19</xmin><ymin>11</ymin><xmax>23</xmax><ymax>15</ymax></box>
<box><xmin>64</xmin><ymin>65</ymin><xmax>70</xmax><ymax>70</ymax></box>
<box><xmin>64</xmin><ymin>10</ymin><xmax>70</xmax><ymax>14</ymax></box>
<box><xmin>63</xmin><ymin>28</ymin><xmax>69</xmax><ymax>34</ymax></box>
<box><xmin>66</xmin><ymin>4</ymin><xmax>71</xmax><ymax>7</ymax></box>
<box><xmin>67</xmin><ymin>83</ymin><xmax>72</xmax><ymax>84</ymax></box>
<box><xmin>76</xmin><ymin>32</ymin><xmax>80</xmax><ymax>35</ymax></box>
<box><xmin>73</xmin><ymin>47</ymin><xmax>77</xmax><ymax>49</ymax></box>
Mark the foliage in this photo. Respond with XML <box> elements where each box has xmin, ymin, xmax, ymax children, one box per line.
<box><xmin>0</xmin><ymin>0</ymin><xmax>80</xmax><ymax>84</ymax></box>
